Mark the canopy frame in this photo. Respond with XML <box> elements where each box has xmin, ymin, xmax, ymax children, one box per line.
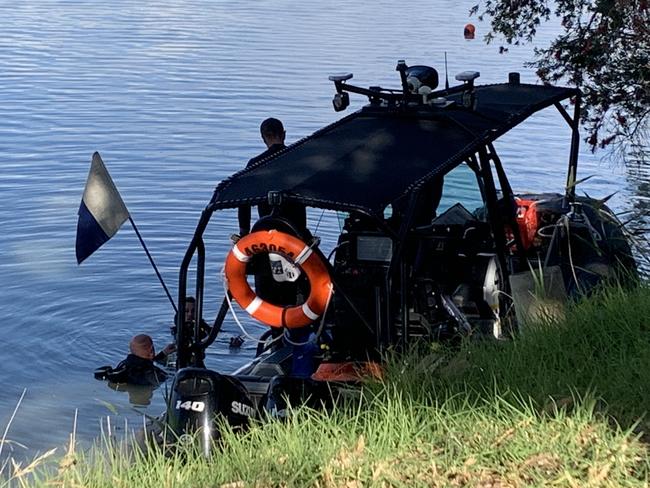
<box><xmin>175</xmin><ymin>80</ymin><xmax>582</xmax><ymax>367</ymax></box>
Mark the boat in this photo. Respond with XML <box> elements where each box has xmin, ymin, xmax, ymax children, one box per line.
<box><xmin>157</xmin><ymin>61</ymin><xmax>636</xmax><ymax>454</ymax></box>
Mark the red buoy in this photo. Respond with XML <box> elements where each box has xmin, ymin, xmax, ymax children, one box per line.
<box><xmin>464</xmin><ymin>23</ymin><xmax>476</xmax><ymax>39</ymax></box>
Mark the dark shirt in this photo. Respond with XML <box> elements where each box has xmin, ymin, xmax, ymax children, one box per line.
<box><xmin>238</xmin><ymin>143</ymin><xmax>307</xmax><ymax>234</ymax></box>
<box><xmin>171</xmin><ymin>316</ymin><xmax>211</xmax><ymax>343</ymax></box>
<box><xmin>108</xmin><ymin>354</ymin><xmax>168</xmax><ymax>386</ymax></box>
<box><xmin>390</xmin><ymin>176</ymin><xmax>444</xmax><ymax>229</ymax></box>
<box><xmin>171</xmin><ymin>316</ymin><xmax>210</xmax><ymax>368</ymax></box>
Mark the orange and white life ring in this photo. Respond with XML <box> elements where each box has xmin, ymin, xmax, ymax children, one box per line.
<box><xmin>224</xmin><ymin>230</ymin><xmax>332</xmax><ymax>328</ymax></box>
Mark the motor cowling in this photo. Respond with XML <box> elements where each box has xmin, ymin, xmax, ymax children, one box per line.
<box><xmin>166</xmin><ymin>368</ymin><xmax>255</xmax><ymax>456</ymax></box>
<box><xmin>405</xmin><ymin>65</ymin><xmax>439</xmax><ymax>93</ymax></box>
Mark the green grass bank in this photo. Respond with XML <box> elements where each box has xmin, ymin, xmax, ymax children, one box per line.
<box><xmin>6</xmin><ymin>285</ymin><xmax>650</xmax><ymax>487</ymax></box>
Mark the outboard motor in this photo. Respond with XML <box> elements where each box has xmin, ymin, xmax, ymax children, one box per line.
<box><xmin>166</xmin><ymin>368</ymin><xmax>255</xmax><ymax>456</ymax></box>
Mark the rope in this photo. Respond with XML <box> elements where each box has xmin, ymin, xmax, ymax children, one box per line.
<box><xmin>221</xmin><ymin>270</ymin><xmax>283</xmax><ymax>345</ymax></box>
<box><xmin>221</xmin><ymin>270</ymin><xmax>333</xmax><ymax>347</ymax></box>
<box><xmin>314</xmin><ymin>209</ymin><xmax>326</xmax><ymax>234</ymax></box>
<box><xmin>282</xmin><ymin>283</ymin><xmax>333</xmax><ymax>346</ymax></box>
<box><xmin>563</xmin><ymin>216</ymin><xmax>585</xmax><ymax>295</ymax></box>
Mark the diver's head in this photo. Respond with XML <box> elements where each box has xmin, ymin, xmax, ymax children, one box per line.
<box><xmin>185</xmin><ymin>296</ymin><xmax>196</xmax><ymax>323</ymax></box>
<box><xmin>130</xmin><ymin>334</ymin><xmax>155</xmax><ymax>360</ymax></box>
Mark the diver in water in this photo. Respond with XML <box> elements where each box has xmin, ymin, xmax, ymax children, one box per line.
<box><xmin>171</xmin><ymin>296</ymin><xmax>211</xmax><ymax>343</ymax></box>
<box><xmin>95</xmin><ymin>334</ymin><xmax>175</xmax><ymax>386</ymax></box>
<box><xmin>171</xmin><ymin>296</ymin><xmax>211</xmax><ymax>368</ymax></box>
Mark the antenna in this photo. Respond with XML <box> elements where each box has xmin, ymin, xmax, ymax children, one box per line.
<box><xmin>444</xmin><ymin>52</ymin><xmax>450</xmax><ymax>91</ymax></box>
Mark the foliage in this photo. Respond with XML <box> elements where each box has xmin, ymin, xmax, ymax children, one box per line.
<box><xmin>471</xmin><ymin>0</ymin><xmax>650</xmax><ymax>156</ymax></box>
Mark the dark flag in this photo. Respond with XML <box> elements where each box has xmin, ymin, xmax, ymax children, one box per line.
<box><xmin>76</xmin><ymin>152</ymin><xmax>129</xmax><ymax>264</ymax></box>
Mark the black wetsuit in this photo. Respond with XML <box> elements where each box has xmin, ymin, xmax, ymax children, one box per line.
<box><xmin>237</xmin><ymin>143</ymin><xmax>308</xmax><ymax>308</ymax></box>
<box><xmin>107</xmin><ymin>353</ymin><xmax>168</xmax><ymax>386</ymax></box>
<box><xmin>171</xmin><ymin>317</ymin><xmax>211</xmax><ymax>368</ymax></box>
<box><xmin>171</xmin><ymin>317</ymin><xmax>211</xmax><ymax>344</ymax></box>
<box><xmin>237</xmin><ymin>143</ymin><xmax>307</xmax><ymax>235</ymax></box>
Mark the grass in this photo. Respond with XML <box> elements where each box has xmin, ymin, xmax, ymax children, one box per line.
<box><xmin>3</xmin><ymin>284</ymin><xmax>650</xmax><ymax>487</ymax></box>
<box><xmin>433</xmin><ymin>282</ymin><xmax>650</xmax><ymax>430</ymax></box>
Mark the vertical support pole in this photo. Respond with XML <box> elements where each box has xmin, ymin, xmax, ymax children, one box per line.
<box><xmin>466</xmin><ymin>154</ymin><xmax>486</xmax><ymax>201</ymax></box>
<box><xmin>488</xmin><ymin>143</ymin><xmax>526</xmax><ymax>263</ymax></box>
<box><xmin>478</xmin><ymin>146</ymin><xmax>511</xmax><ymax>293</ymax></box>
<box><xmin>400</xmin><ymin>261</ymin><xmax>408</xmax><ymax>347</ymax></box>
<box><xmin>176</xmin><ymin>208</ymin><xmax>212</xmax><ymax>369</ymax></box>
<box><xmin>374</xmin><ymin>286</ymin><xmax>383</xmax><ymax>353</ymax></box>
<box><xmin>193</xmin><ymin>238</ymin><xmax>206</xmax><ymax>367</ymax></box>
<box><xmin>395</xmin><ymin>190</ymin><xmax>419</xmax><ymax>348</ymax></box>
<box><xmin>387</xmin><ymin>188</ymin><xmax>419</xmax><ymax>349</ymax></box>
<box><xmin>195</xmin><ymin>239</ymin><xmax>205</xmax><ymax>338</ymax></box>
<box><xmin>565</xmin><ymin>92</ymin><xmax>581</xmax><ymax>204</ymax></box>
<box><xmin>383</xmin><ymin>273</ymin><xmax>392</xmax><ymax>348</ymax></box>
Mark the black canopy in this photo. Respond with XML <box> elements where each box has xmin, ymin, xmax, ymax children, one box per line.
<box><xmin>210</xmin><ymin>83</ymin><xmax>577</xmax><ymax>216</ymax></box>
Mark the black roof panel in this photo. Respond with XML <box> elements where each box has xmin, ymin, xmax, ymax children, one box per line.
<box><xmin>210</xmin><ymin>83</ymin><xmax>577</xmax><ymax>215</ymax></box>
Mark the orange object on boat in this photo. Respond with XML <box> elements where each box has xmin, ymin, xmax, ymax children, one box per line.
<box><xmin>312</xmin><ymin>361</ymin><xmax>384</xmax><ymax>382</ymax></box>
<box><xmin>224</xmin><ymin>229</ymin><xmax>332</xmax><ymax>328</ymax></box>
<box><xmin>515</xmin><ymin>197</ymin><xmax>539</xmax><ymax>249</ymax></box>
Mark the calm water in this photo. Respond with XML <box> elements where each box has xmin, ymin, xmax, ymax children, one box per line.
<box><xmin>0</xmin><ymin>0</ymin><xmax>642</xmax><ymax>462</ymax></box>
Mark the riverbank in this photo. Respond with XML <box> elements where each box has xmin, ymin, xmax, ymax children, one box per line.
<box><xmin>7</xmin><ymin>284</ymin><xmax>650</xmax><ymax>487</ymax></box>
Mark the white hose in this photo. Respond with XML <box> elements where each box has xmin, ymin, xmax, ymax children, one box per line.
<box><xmin>221</xmin><ymin>268</ymin><xmax>334</xmax><ymax>347</ymax></box>
<box><xmin>221</xmin><ymin>270</ymin><xmax>282</xmax><ymax>345</ymax></box>
<box><xmin>561</xmin><ymin>215</ymin><xmax>584</xmax><ymax>295</ymax></box>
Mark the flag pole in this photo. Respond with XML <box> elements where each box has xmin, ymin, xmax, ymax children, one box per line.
<box><xmin>128</xmin><ymin>216</ymin><xmax>178</xmax><ymax>314</ymax></box>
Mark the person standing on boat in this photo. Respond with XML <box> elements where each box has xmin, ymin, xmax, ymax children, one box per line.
<box><xmin>237</xmin><ymin>118</ymin><xmax>306</xmax><ymax>237</ymax></box>
<box><xmin>237</xmin><ymin>118</ymin><xmax>309</xmax><ymax>307</ymax></box>
<box><xmin>236</xmin><ymin>119</ymin><xmax>315</xmax><ymax>376</ymax></box>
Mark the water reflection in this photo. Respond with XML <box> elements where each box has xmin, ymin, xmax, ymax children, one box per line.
<box><xmin>623</xmin><ymin>147</ymin><xmax>650</xmax><ymax>274</ymax></box>
<box><xmin>107</xmin><ymin>383</ymin><xmax>156</xmax><ymax>408</ymax></box>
